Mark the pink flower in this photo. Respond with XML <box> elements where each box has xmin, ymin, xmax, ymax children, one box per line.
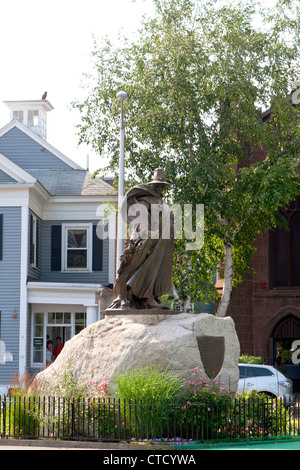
<box><xmin>97</xmin><ymin>381</ymin><xmax>109</xmax><ymax>395</ymax></box>
<box><xmin>97</xmin><ymin>381</ymin><xmax>109</xmax><ymax>389</ymax></box>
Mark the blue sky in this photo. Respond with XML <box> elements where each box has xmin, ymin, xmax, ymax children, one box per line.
<box><xmin>0</xmin><ymin>0</ymin><xmax>278</xmax><ymax>174</ymax></box>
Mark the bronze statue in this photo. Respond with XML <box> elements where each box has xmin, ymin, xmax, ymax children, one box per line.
<box><xmin>109</xmin><ymin>168</ymin><xmax>174</xmax><ymax>311</ymax></box>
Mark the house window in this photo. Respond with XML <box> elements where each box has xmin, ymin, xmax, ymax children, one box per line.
<box><xmin>13</xmin><ymin>110</ymin><xmax>24</xmax><ymax>123</ymax></box>
<box><xmin>62</xmin><ymin>224</ymin><xmax>92</xmax><ymax>271</ymax></box>
<box><xmin>51</xmin><ymin>224</ymin><xmax>103</xmax><ymax>272</ymax></box>
<box><xmin>28</xmin><ymin>110</ymin><xmax>39</xmax><ymax>127</ymax></box>
<box><xmin>75</xmin><ymin>312</ymin><xmax>87</xmax><ymax>334</ymax></box>
<box><xmin>271</xmin><ymin>197</ymin><xmax>300</xmax><ymax>288</ymax></box>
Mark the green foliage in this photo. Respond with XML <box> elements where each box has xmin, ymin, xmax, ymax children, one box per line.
<box><xmin>0</xmin><ymin>372</ymin><xmax>39</xmax><ymax>436</ymax></box>
<box><xmin>73</xmin><ymin>0</ymin><xmax>300</xmax><ymax>310</ymax></box>
<box><xmin>175</xmin><ymin>371</ymin><xmax>292</xmax><ymax>440</ymax></box>
<box><xmin>239</xmin><ymin>354</ymin><xmax>264</xmax><ymax>364</ymax></box>
<box><xmin>112</xmin><ymin>367</ymin><xmax>293</xmax><ymax>440</ymax></box>
<box><xmin>112</xmin><ymin>365</ymin><xmax>184</xmax><ymax>438</ymax></box>
<box><xmin>222</xmin><ymin>391</ymin><xmax>292</xmax><ymax>439</ymax></box>
<box><xmin>113</xmin><ymin>365</ymin><xmax>183</xmax><ymax>403</ymax></box>
<box><xmin>2</xmin><ymin>395</ymin><xmax>39</xmax><ymax>437</ymax></box>
<box><xmin>28</xmin><ymin>361</ymin><xmax>112</xmax><ymax>439</ymax></box>
<box><xmin>0</xmin><ymin>365</ymin><xmax>296</xmax><ymax>441</ymax></box>
<box><xmin>181</xmin><ymin>367</ymin><xmax>233</xmax><ymax>400</ymax></box>
<box><xmin>39</xmin><ymin>359</ymin><xmax>110</xmax><ymax>400</ymax></box>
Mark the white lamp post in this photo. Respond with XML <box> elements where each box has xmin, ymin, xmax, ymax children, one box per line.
<box><xmin>116</xmin><ymin>91</ymin><xmax>128</xmax><ymax>269</ymax></box>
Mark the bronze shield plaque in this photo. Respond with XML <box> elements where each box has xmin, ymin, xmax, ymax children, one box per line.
<box><xmin>197</xmin><ymin>336</ymin><xmax>225</xmax><ymax>380</ymax></box>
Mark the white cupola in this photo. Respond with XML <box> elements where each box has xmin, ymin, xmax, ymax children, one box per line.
<box><xmin>4</xmin><ymin>95</ymin><xmax>54</xmax><ymax>140</ymax></box>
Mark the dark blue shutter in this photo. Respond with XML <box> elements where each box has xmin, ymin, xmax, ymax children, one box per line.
<box><xmin>92</xmin><ymin>225</ymin><xmax>103</xmax><ymax>271</ymax></box>
<box><xmin>0</xmin><ymin>215</ymin><xmax>3</xmax><ymax>260</ymax></box>
<box><xmin>36</xmin><ymin>219</ymin><xmax>39</xmax><ymax>268</ymax></box>
<box><xmin>51</xmin><ymin>225</ymin><xmax>61</xmax><ymax>271</ymax></box>
<box><xmin>29</xmin><ymin>214</ymin><xmax>34</xmax><ymax>264</ymax></box>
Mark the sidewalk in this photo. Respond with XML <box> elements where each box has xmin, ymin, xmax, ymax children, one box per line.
<box><xmin>0</xmin><ymin>438</ymin><xmax>171</xmax><ymax>451</ymax></box>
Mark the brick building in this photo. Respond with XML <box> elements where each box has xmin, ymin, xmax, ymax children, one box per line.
<box><xmin>227</xmin><ymin>108</ymin><xmax>300</xmax><ymax>391</ymax></box>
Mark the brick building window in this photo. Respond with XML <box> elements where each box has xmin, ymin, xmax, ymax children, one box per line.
<box><xmin>271</xmin><ymin>197</ymin><xmax>300</xmax><ymax>288</ymax></box>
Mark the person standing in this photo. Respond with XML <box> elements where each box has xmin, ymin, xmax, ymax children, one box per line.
<box><xmin>46</xmin><ymin>339</ymin><xmax>53</xmax><ymax>367</ymax></box>
<box><xmin>53</xmin><ymin>336</ymin><xmax>64</xmax><ymax>360</ymax></box>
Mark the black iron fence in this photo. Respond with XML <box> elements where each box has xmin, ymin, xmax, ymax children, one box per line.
<box><xmin>0</xmin><ymin>394</ymin><xmax>299</xmax><ymax>443</ymax></box>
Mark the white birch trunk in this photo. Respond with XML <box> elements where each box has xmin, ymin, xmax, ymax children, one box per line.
<box><xmin>216</xmin><ymin>245</ymin><xmax>233</xmax><ymax>317</ymax></box>
<box><xmin>183</xmin><ymin>295</ymin><xmax>193</xmax><ymax>313</ymax></box>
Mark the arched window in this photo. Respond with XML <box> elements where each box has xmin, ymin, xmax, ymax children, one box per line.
<box><xmin>272</xmin><ymin>314</ymin><xmax>300</xmax><ymax>365</ymax></box>
<box><xmin>272</xmin><ymin>314</ymin><xmax>300</xmax><ymax>339</ymax></box>
<box><xmin>271</xmin><ymin>197</ymin><xmax>300</xmax><ymax>288</ymax></box>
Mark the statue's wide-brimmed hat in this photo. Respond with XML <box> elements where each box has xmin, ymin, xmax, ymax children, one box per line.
<box><xmin>146</xmin><ymin>168</ymin><xmax>171</xmax><ymax>186</ymax></box>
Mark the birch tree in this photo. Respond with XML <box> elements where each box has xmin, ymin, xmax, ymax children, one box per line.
<box><xmin>72</xmin><ymin>0</ymin><xmax>300</xmax><ymax>316</ymax></box>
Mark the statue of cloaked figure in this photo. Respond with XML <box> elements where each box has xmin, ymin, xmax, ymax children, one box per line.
<box><xmin>109</xmin><ymin>168</ymin><xmax>174</xmax><ymax>311</ymax></box>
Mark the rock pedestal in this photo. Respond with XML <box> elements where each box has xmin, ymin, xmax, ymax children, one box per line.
<box><xmin>34</xmin><ymin>313</ymin><xmax>240</xmax><ymax>394</ymax></box>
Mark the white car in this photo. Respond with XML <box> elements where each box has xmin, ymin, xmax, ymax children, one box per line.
<box><xmin>237</xmin><ymin>363</ymin><xmax>294</xmax><ymax>404</ymax></box>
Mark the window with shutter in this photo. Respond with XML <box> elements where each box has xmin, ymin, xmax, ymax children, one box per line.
<box><xmin>51</xmin><ymin>223</ymin><xmax>104</xmax><ymax>273</ymax></box>
<box><xmin>271</xmin><ymin>197</ymin><xmax>300</xmax><ymax>288</ymax></box>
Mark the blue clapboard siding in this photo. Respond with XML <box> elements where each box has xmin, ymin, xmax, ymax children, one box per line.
<box><xmin>40</xmin><ymin>220</ymin><xmax>109</xmax><ymax>285</ymax></box>
<box><xmin>0</xmin><ymin>207</ymin><xmax>21</xmax><ymax>385</ymax></box>
<box><xmin>0</xmin><ymin>127</ymin><xmax>71</xmax><ymax>170</ymax></box>
<box><xmin>0</xmin><ymin>170</ymin><xmax>17</xmax><ymax>183</ymax></box>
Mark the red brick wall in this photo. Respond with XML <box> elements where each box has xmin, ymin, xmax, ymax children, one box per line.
<box><xmin>228</xmin><ymin>229</ymin><xmax>300</xmax><ymax>362</ymax></box>
<box><xmin>226</xmin><ymin>111</ymin><xmax>300</xmax><ymax>362</ymax></box>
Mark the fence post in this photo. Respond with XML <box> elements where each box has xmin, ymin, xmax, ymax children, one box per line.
<box><xmin>71</xmin><ymin>398</ymin><xmax>75</xmax><ymax>438</ymax></box>
<box><xmin>2</xmin><ymin>396</ymin><xmax>5</xmax><ymax>437</ymax></box>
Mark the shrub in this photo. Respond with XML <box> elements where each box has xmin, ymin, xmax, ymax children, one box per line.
<box><xmin>113</xmin><ymin>365</ymin><xmax>183</xmax><ymax>403</ymax></box>
<box><xmin>112</xmin><ymin>365</ymin><xmax>183</xmax><ymax>438</ymax></box>
<box><xmin>1</xmin><ymin>395</ymin><xmax>39</xmax><ymax>437</ymax></box>
<box><xmin>173</xmin><ymin>368</ymin><xmax>234</xmax><ymax>439</ymax></box>
<box><xmin>0</xmin><ymin>372</ymin><xmax>39</xmax><ymax>437</ymax></box>
<box><xmin>19</xmin><ymin>361</ymin><xmax>114</xmax><ymax>439</ymax></box>
<box><xmin>239</xmin><ymin>354</ymin><xmax>264</xmax><ymax>364</ymax></box>
<box><xmin>218</xmin><ymin>391</ymin><xmax>292</xmax><ymax>439</ymax></box>
<box><xmin>173</xmin><ymin>370</ymin><xmax>291</xmax><ymax>440</ymax></box>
